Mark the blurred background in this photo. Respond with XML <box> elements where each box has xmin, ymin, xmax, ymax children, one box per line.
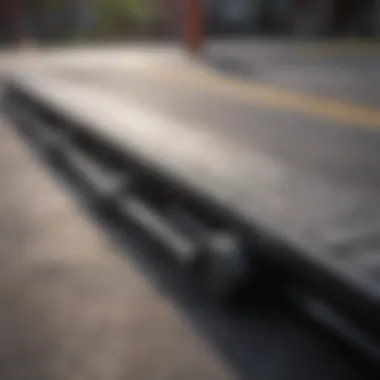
<box><xmin>0</xmin><ymin>2</ymin><xmax>380</xmax><ymax>380</ymax></box>
<box><xmin>1</xmin><ymin>0</ymin><xmax>380</xmax><ymax>46</ymax></box>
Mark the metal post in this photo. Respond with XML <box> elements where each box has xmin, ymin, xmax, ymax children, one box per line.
<box><xmin>184</xmin><ymin>0</ymin><xmax>205</xmax><ymax>54</ymax></box>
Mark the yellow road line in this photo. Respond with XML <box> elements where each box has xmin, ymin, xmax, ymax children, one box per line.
<box><xmin>137</xmin><ymin>63</ymin><xmax>380</xmax><ymax>131</ymax></box>
<box><xmin>287</xmin><ymin>38</ymin><xmax>380</xmax><ymax>59</ymax></box>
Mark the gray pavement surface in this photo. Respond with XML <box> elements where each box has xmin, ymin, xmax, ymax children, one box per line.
<box><xmin>7</xmin><ymin>40</ymin><xmax>380</xmax><ymax>297</ymax></box>
<box><xmin>1</xmin><ymin>41</ymin><xmax>380</xmax><ymax>379</ymax></box>
<box><xmin>0</xmin><ymin>118</ymin><xmax>237</xmax><ymax>380</ymax></box>
<box><xmin>58</xmin><ymin>57</ymin><xmax>380</xmax><ymax>194</ymax></box>
<box><xmin>204</xmin><ymin>39</ymin><xmax>380</xmax><ymax>106</ymax></box>
<box><xmin>0</xmin><ymin>101</ymin><xmax>372</xmax><ymax>380</ymax></box>
<box><xmin>14</xmin><ymin>72</ymin><xmax>380</xmax><ymax>316</ymax></box>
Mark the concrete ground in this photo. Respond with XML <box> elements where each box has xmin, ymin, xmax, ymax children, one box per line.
<box><xmin>0</xmin><ymin>40</ymin><xmax>379</xmax><ymax>379</ymax></box>
<box><xmin>0</xmin><ymin>118</ymin><xmax>238</xmax><ymax>380</ymax></box>
<box><xmin>0</xmin><ymin>96</ymin><xmax>371</xmax><ymax>380</ymax></box>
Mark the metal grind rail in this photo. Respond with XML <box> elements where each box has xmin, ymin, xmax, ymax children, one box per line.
<box><xmin>4</xmin><ymin>76</ymin><xmax>380</xmax><ymax>366</ymax></box>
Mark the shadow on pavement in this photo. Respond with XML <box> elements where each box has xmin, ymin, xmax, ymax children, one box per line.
<box><xmin>8</xmin><ymin>109</ymin><xmax>377</xmax><ymax>380</ymax></box>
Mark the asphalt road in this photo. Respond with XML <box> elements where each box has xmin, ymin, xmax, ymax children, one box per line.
<box><xmin>57</xmin><ymin>42</ymin><xmax>380</xmax><ymax>194</ymax></box>
<box><xmin>204</xmin><ymin>39</ymin><xmax>380</xmax><ymax>107</ymax></box>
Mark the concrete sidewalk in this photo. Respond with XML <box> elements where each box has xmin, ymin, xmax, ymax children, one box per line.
<box><xmin>0</xmin><ymin>42</ymin><xmax>378</xmax><ymax>379</ymax></box>
<box><xmin>0</xmin><ymin>99</ymin><xmax>369</xmax><ymax>380</ymax></box>
<box><xmin>0</xmin><ymin>117</ymin><xmax>236</xmax><ymax>380</ymax></box>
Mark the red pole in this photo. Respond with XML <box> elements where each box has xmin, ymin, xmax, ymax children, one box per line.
<box><xmin>184</xmin><ymin>0</ymin><xmax>205</xmax><ymax>54</ymax></box>
<box><xmin>8</xmin><ymin>0</ymin><xmax>21</xmax><ymax>45</ymax></box>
